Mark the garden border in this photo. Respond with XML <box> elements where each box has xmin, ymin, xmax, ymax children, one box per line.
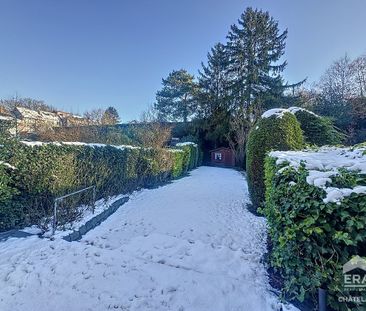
<box><xmin>62</xmin><ymin>196</ymin><xmax>129</xmax><ymax>242</ymax></box>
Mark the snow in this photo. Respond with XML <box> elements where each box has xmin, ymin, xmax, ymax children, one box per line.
<box><xmin>261</xmin><ymin>106</ymin><xmax>318</xmax><ymax>119</ymax></box>
<box><xmin>323</xmin><ymin>186</ymin><xmax>366</xmax><ymax>204</ymax></box>
<box><xmin>15</xmin><ymin>107</ymin><xmax>84</xmax><ymax>123</ymax></box>
<box><xmin>0</xmin><ymin>167</ymin><xmax>297</xmax><ymax>311</ymax></box>
<box><xmin>20</xmin><ymin>140</ymin><xmax>46</xmax><ymax>147</ymax></box>
<box><xmin>62</xmin><ymin>141</ymin><xmax>141</xmax><ymax>150</ymax></box>
<box><xmin>20</xmin><ymin>140</ymin><xmax>140</xmax><ymax>150</ymax></box>
<box><xmin>261</xmin><ymin>108</ymin><xmax>288</xmax><ymax>119</ymax></box>
<box><xmin>270</xmin><ymin>146</ymin><xmax>366</xmax><ymax>203</ymax></box>
<box><xmin>16</xmin><ymin>107</ymin><xmax>60</xmax><ymax>124</ymax></box>
<box><xmin>0</xmin><ymin>161</ymin><xmax>16</xmax><ymax>170</ymax></box>
<box><xmin>287</xmin><ymin>106</ymin><xmax>318</xmax><ymax>116</ymax></box>
<box><xmin>19</xmin><ymin>141</ymin><xmax>184</xmax><ymax>152</ymax></box>
<box><xmin>20</xmin><ymin>226</ymin><xmax>43</xmax><ymax>235</ymax></box>
<box><xmin>168</xmin><ymin>148</ymin><xmax>184</xmax><ymax>153</ymax></box>
<box><xmin>306</xmin><ymin>170</ymin><xmax>335</xmax><ymax>187</ymax></box>
<box><xmin>46</xmin><ymin>194</ymin><xmax>129</xmax><ymax>238</ymax></box>
<box><xmin>175</xmin><ymin>142</ymin><xmax>197</xmax><ymax>147</ymax></box>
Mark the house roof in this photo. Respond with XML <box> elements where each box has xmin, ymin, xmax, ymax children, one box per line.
<box><xmin>209</xmin><ymin>147</ymin><xmax>232</xmax><ymax>152</ymax></box>
<box><xmin>15</xmin><ymin>107</ymin><xmax>85</xmax><ymax>123</ymax></box>
<box><xmin>16</xmin><ymin>106</ymin><xmax>42</xmax><ymax>118</ymax></box>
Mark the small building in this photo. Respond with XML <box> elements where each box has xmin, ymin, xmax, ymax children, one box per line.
<box><xmin>12</xmin><ymin>107</ymin><xmax>88</xmax><ymax>134</ymax></box>
<box><xmin>209</xmin><ymin>147</ymin><xmax>235</xmax><ymax>167</ymax></box>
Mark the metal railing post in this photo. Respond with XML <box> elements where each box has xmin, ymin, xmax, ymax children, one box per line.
<box><xmin>52</xmin><ymin>200</ymin><xmax>58</xmax><ymax>235</ymax></box>
<box><xmin>92</xmin><ymin>186</ymin><xmax>96</xmax><ymax>214</ymax></box>
<box><xmin>52</xmin><ymin>185</ymin><xmax>96</xmax><ymax>236</ymax></box>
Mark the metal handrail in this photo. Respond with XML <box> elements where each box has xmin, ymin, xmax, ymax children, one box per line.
<box><xmin>55</xmin><ymin>186</ymin><xmax>95</xmax><ymax>202</ymax></box>
<box><xmin>52</xmin><ymin>185</ymin><xmax>96</xmax><ymax>235</ymax></box>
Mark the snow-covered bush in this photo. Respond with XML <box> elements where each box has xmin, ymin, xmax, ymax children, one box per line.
<box><xmin>0</xmin><ymin>140</ymin><xmax>201</xmax><ymax>231</ymax></box>
<box><xmin>289</xmin><ymin>107</ymin><xmax>344</xmax><ymax>146</ymax></box>
<box><xmin>246</xmin><ymin>110</ymin><xmax>304</xmax><ymax>208</ymax></box>
<box><xmin>263</xmin><ymin>146</ymin><xmax>366</xmax><ymax>310</ymax></box>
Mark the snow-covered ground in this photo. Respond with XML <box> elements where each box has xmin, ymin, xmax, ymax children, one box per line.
<box><xmin>0</xmin><ymin>167</ymin><xmax>297</xmax><ymax>311</ymax></box>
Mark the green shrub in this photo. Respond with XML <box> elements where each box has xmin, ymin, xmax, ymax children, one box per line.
<box><xmin>171</xmin><ymin>151</ymin><xmax>184</xmax><ymax>178</ymax></box>
<box><xmin>0</xmin><ymin>163</ymin><xmax>24</xmax><ymax>231</ymax></box>
<box><xmin>176</xmin><ymin>143</ymin><xmax>199</xmax><ymax>171</ymax></box>
<box><xmin>0</xmin><ymin>140</ymin><xmax>200</xmax><ymax>231</ymax></box>
<box><xmin>290</xmin><ymin>108</ymin><xmax>345</xmax><ymax>146</ymax></box>
<box><xmin>263</xmin><ymin>151</ymin><xmax>366</xmax><ymax>310</ymax></box>
<box><xmin>246</xmin><ymin>111</ymin><xmax>304</xmax><ymax>208</ymax></box>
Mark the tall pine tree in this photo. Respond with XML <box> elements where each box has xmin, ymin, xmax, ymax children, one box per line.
<box><xmin>226</xmin><ymin>7</ymin><xmax>288</xmax><ymax>119</ymax></box>
<box><xmin>195</xmin><ymin>43</ymin><xmax>232</xmax><ymax>150</ymax></box>
<box><xmin>198</xmin><ymin>43</ymin><xmax>231</xmax><ymax>116</ymax></box>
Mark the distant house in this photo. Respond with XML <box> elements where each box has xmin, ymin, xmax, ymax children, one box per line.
<box><xmin>11</xmin><ymin>107</ymin><xmax>87</xmax><ymax>134</ymax></box>
<box><xmin>209</xmin><ymin>147</ymin><xmax>235</xmax><ymax>168</ymax></box>
<box><xmin>13</xmin><ymin>107</ymin><xmax>60</xmax><ymax>133</ymax></box>
<box><xmin>56</xmin><ymin>111</ymin><xmax>88</xmax><ymax>127</ymax></box>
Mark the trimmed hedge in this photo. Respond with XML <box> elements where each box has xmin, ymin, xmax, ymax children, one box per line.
<box><xmin>263</xmin><ymin>152</ymin><xmax>366</xmax><ymax>310</ymax></box>
<box><xmin>246</xmin><ymin>112</ymin><xmax>304</xmax><ymax>208</ymax></box>
<box><xmin>291</xmin><ymin>108</ymin><xmax>344</xmax><ymax>146</ymax></box>
<box><xmin>0</xmin><ymin>141</ymin><xmax>201</xmax><ymax>231</ymax></box>
<box><xmin>0</xmin><ymin>163</ymin><xmax>24</xmax><ymax>230</ymax></box>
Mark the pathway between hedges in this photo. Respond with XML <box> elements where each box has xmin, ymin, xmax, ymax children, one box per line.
<box><xmin>0</xmin><ymin>166</ymin><xmax>298</xmax><ymax>311</ymax></box>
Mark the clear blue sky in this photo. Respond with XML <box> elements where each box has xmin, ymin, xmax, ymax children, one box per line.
<box><xmin>0</xmin><ymin>0</ymin><xmax>365</xmax><ymax>122</ymax></box>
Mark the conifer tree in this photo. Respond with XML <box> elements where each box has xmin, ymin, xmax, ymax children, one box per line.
<box><xmin>226</xmin><ymin>7</ymin><xmax>288</xmax><ymax>119</ymax></box>
<box><xmin>198</xmin><ymin>43</ymin><xmax>231</xmax><ymax>116</ymax></box>
<box><xmin>102</xmin><ymin>106</ymin><xmax>120</xmax><ymax>125</ymax></box>
<box><xmin>155</xmin><ymin>70</ymin><xmax>197</xmax><ymax>122</ymax></box>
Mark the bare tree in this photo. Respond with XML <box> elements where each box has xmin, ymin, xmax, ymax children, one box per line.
<box><xmin>225</xmin><ymin>108</ymin><xmax>251</xmax><ymax>167</ymax></box>
<box><xmin>83</xmin><ymin>109</ymin><xmax>105</xmax><ymax>125</ymax></box>
<box><xmin>132</xmin><ymin>106</ymin><xmax>172</xmax><ymax>148</ymax></box>
<box><xmin>0</xmin><ymin>96</ymin><xmax>55</xmax><ymax>112</ymax></box>
<box><xmin>318</xmin><ymin>55</ymin><xmax>355</xmax><ymax>102</ymax></box>
<box><xmin>351</xmin><ymin>55</ymin><xmax>366</xmax><ymax>97</ymax></box>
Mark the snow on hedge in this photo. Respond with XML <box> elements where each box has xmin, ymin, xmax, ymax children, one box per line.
<box><xmin>20</xmin><ymin>140</ymin><xmax>140</xmax><ymax>150</ymax></box>
<box><xmin>0</xmin><ymin>161</ymin><xmax>16</xmax><ymax>170</ymax></box>
<box><xmin>175</xmin><ymin>142</ymin><xmax>198</xmax><ymax>147</ymax></box>
<box><xmin>20</xmin><ymin>141</ymin><xmax>186</xmax><ymax>152</ymax></box>
<box><xmin>261</xmin><ymin>106</ymin><xmax>318</xmax><ymax>119</ymax></box>
<box><xmin>270</xmin><ymin>146</ymin><xmax>366</xmax><ymax>203</ymax></box>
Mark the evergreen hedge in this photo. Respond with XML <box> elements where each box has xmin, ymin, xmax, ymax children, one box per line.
<box><xmin>291</xmin><ymin>108</ymin><xmax>344</xmax><ymax>146</ymax></box>
<box><xmin>246</xmin><ymin>112</ymin><xmax>304</xmax><ymax>208</ymax></box>
<box><xmin>0</xmin><ymin>141</ymin><xmax>201</xmax><ymax>231</ymax></box>
<box><xmin>263</xmin><ymin>153</ymin><xmax>366</xmax><ymax>310</ymax></box>
<box><xmin>0</xmin><ymin>163</ymin><xmax>24</xmax><ymax>230</ymax></box>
